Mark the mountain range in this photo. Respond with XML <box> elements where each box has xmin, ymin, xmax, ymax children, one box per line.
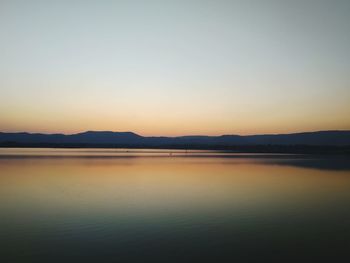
<box><xmin>1</xmin><ymin>130</ymin><xmax>350</xmax><ymax>148</ymax></box>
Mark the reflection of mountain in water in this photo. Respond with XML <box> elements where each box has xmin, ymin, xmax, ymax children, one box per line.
<box><xmin>0</xmin><ymin>148</ymin><xmax>349</xmax><ymax>171</ymax></box>
<box><xmin>261</xmin><ymin>156</ymin><xmax>350</xmax><ymax>171</ymax></box>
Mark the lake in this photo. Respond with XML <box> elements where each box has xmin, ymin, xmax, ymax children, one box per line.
<box><xmin>0</xmin><ymin>148</ymin><xmax>349</xmax><ymax>262</ymax></box>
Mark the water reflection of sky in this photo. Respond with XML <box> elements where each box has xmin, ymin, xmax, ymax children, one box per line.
<box><xmin>1</xmin><ymin>149</ymin><xmax>350</xmax><ymax>262</ymax></box>
<box><xmin>1</xmin><ymin>150</ymin><xmax>349</xmax><ymax>216</ymax></box>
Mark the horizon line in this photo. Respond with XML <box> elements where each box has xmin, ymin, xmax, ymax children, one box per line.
<box><xmin>1</xmin><ymin>129</ymin><xmax>349</xmax><ymax>138</ymax></box>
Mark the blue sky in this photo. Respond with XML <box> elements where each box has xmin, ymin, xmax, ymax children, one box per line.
<box><xmin>1</xmin><ymin>0</ymin><xmax>349</xmax><ymax>135</ymax></box>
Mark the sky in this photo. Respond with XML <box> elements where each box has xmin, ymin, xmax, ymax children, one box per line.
<box><xmin>0</xmin><ymin>0</ymin><xmax>349</xmax><ymax>136</ymax></box>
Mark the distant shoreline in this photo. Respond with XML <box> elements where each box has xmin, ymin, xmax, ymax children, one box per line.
<box><xmin>1</xmin><ymin>130</ymin><xmax>350</xmax><ymax>154</ymax></box>
<box><xmin>1</xmin><ymin>143</ymin><xmax>350</xmax><ymax>155</ymax></box>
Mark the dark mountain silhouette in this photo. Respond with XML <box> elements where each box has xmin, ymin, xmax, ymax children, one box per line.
<box><xmin>1</xmin><ymin>130</ymin><xmax>350</xmax><ymax>150</ymax></box>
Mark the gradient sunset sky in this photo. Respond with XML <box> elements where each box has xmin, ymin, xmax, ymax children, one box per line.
<box><xmin>1</xmin><ymin>0</ymin><xmax>349</xmax><ymax>136</ymax></box>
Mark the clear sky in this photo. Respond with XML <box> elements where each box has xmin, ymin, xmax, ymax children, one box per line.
<box><xmin>1</xmin><ymin>0</ymin><xmax>349</xmax><ymax>136</ymax></box>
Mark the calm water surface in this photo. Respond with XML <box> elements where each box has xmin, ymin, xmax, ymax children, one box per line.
<box><xmin>0</xmin><ymin>148</ymin><xmax>350</xmax><ymax>262</ymax></box>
